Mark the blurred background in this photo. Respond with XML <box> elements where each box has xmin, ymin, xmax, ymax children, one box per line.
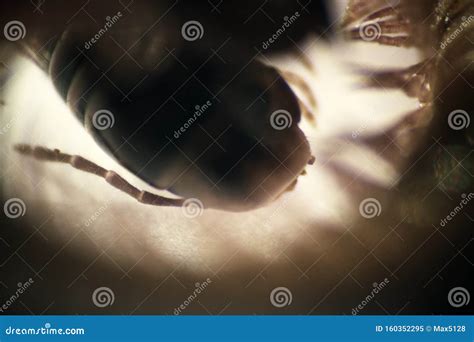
<box><xmin>0</xmin><ymin>0</ymin><xmax>472</xmax><ymax>314</ymax></box>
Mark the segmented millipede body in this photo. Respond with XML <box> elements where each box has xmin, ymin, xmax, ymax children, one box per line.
<box><xmin>1</xmin><ymin>1</ymin><xmax>326</xmax><ymax>212</ymax></box>
<box><xmin>343</xmin><ymin>0</ymin><xmax>473</xmax><ymax>193</ymax></box>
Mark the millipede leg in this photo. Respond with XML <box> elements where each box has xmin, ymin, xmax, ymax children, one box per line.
<box><xmin>14</xmin><ymin>144</ymin><xmax>185</xmax><ymax>207</ymax></box>
<box><xmin>343</xmin><ymin>1</ymin><xmax>414</xmax><ymax>48</ymax></box>
<box><xmin>361</xmin><ymin>60</ymin><xmax>433</xmax><ymax>103</ymax></box>
<box><xmin>341</xmin><ymin>0</ymin><xmax>391</xmax><ymax>27</ymax></box>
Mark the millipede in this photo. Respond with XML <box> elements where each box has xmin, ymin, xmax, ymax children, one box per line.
<box><xmin>0</xmin><ymin>1</ymin><xmax>327</xmax><ymax>212</ymax></box>
<box><xmin>342</xmin><ymin>0</ymin><xmax>473</xmax><ymax>194</ymax></box>
<box><xmin>0</xmin><ymin>0</ymin><xmax>472</xmax><ymax>213</ymax></box>
<box><xmin>0</xmin><ymin>0</ymin><xmax>472</xmax><ymax>316</ymax></box>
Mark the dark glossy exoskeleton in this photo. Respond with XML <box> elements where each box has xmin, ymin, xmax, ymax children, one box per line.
<box><xmin>1</xmin><ymin>1</ymin><xmax>327</xmax><ymax>211</ymax></box>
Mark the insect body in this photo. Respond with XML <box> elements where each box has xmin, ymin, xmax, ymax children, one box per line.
<box><xmin>4</xmin><ymin>3</ymin><xmax>317</xmax><ymax>212</ymax></box>
<box><xmin>342</xmin><ymin>0</ymin><xmax>474</xmax><ymax>193</ymax></box>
